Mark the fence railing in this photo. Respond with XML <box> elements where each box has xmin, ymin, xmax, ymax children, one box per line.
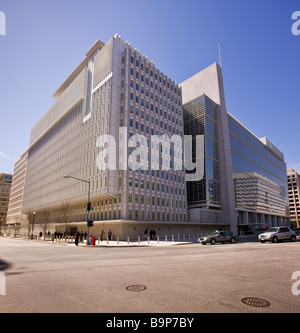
<box><xmin>0</xmin><ymin>232</ymin><xmax>202</xmax><ymax>245</ymax></box>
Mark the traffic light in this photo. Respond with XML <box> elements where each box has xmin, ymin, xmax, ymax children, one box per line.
<box><xmin>87</xmin><ymin>202</ymin><xmax>91</xmax><ymax>211</ymax></box>
<box><xmin>87</xmin><ymin>220</ymin><xmax>94</xmax><ymax>227</ymax></box>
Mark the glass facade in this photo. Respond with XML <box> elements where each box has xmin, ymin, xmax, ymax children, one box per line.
<box><xmin>183</xmin><ymin>95</ymin><xmax>220</xmax><ymax>206</ymax></box>
<box><xmin>228</xmin><ymin>114</ymin><xmax>287</xmax><ymax>216</ymax></box>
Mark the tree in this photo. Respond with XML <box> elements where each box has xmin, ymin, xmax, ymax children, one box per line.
<box><xmin>25</xmin><ymin>212</ymin><xmax>33</xmax><ymax>237</ymax></box>
<box><xmin>40</xmin><ymin>209</ymin><xmax>51</xmax><ymax>238</ymax></box>
<box><xmin>58</xmin><ymin>201</ymin><xmax>73</xmax><ymax>234</ymax></box>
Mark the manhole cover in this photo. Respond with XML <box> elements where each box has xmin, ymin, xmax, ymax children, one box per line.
<box><xmin>241</xmin><ymin>297</ymin><xmax>270</xmax><ymax>308</ymax></box>
<box><xmin>126</xmin><ymin>285</ymin><xmax>147</xmax><ymax>292</ymax></box>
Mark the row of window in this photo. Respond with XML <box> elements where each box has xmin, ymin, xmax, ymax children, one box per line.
<box><xmin>128</xmin><ymin>54</ymin><xmax>179</xmax><ymax>95</ymax></box>
<box><xmin>128</xmin><ymin>193</ymin><xmax>185</xmax><ymax>209</ymax></box>
<box><xmin>128</xmin><ymin>209</ymin><xmax>185</xmax><ymax>222</ymax></box>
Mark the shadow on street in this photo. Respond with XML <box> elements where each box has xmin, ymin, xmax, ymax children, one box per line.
<box><xmin>0</xmin><ymin>259</ymin><xmax>11</xmax><ymax>271</ymax></box>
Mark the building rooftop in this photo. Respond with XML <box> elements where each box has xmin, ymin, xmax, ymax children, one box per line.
<box><xmin>52</xmin><ymin>39</ymin><xmax>105</xmax><ymax>98</ymax></box>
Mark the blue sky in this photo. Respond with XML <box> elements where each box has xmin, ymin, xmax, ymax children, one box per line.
<box><xmin>0</xmin><ymin>0</ymin><xmax>299</xmax><ymax>174</ymax></box>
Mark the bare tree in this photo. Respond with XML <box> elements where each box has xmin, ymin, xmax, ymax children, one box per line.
<box><xmin>11</xmin><ymin>218</ymin><xmax>21</xmax><ymax>237</ymax></box>
<box><xmin>40</xmin><ymin>209</ymin><xmax>51</xmax><ymax>238</ymax></box>
<box><xmin>26</xmin><ymin>212</ymin><xmax>33</xmax><ymax>237</ymax></box>
<box><xmin>58</xmin><ymin>201</ymin><xmax>73</xmax><ymax>234</ymax></box>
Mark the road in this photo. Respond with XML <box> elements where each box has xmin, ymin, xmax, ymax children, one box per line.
<box><xmin>0</xmin><ymin>236</ymin><xmax>299</xmax><ymax>313</ymax></box>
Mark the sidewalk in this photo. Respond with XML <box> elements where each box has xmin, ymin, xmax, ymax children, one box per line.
<box><xmin>1</xmin><ymin>234</ymin><xmax>258</xmax><ymax>247</ymax></box>
<box><xmin>70</xmin><ymin>239</ymin><xmax>195</xmax><ymax>247</ymax></box>
<box><xmin>0</xmin><ymin>235</ymin><xmax>196</xmax><ymax>247</ymax></box>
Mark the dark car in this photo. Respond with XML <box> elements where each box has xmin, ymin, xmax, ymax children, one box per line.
<box><xmin>198</xmin><ymin>231</ymin><xmax>239</xmax><ymax>245</ymax></box>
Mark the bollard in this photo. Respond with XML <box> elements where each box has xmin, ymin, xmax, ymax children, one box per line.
<box><xmin>148</xmin><ymin>236</ymin><xmax>150</xmax><ymax>244</ymax></box>
<box><xmin>178</xmin><ymin>235</ymin><xmax>180</xmax><ymax>241</ymax></box>
<box><xmin>117</xmin><ymin>236</ymin><xmax>119</xmax><ymax>244</ymax></box>
<box><xmin>172</xmin><ymin>235</ymin><xmax>174</xmax><ymax>242</ymax></box>
<box><xmin>127</xmin><ymin>236</ymin><xmax>130</xmax><ymax>244</ymax></box>
<box><xmin>138</xmin><ymin>236</ymin><xmax>140</xmax><ymax>244</ymax></box>
<box><xmin>165</xmin><ymin>235</ymin><xmax>167</xmax><ymax>242</ymax></box>
<box><xmin>157</xmin><ymin>235</ymin><xmax>159</xmax><ymax>243</ymax></box>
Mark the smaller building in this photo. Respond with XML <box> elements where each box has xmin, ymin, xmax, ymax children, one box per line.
<box><xmin>0</xmin><ymin>173</ymin><xmax>13</xmax><ymax>229</ymax></box>
<box><xmin>287</xmin><ymin>168</ymin><xmax>300</xmax><ymax>228</ymax></box>
<box><xmin>6</xmin><ymin>152</ymin><xmax>28</xmax><ymax>229</ymax></box>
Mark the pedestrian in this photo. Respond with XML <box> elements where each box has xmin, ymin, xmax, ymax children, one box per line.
<box><xmin>100</xmin><ymin>230</ymin><xmax>104</xmax><ymax>241</ymax></box>
<box><xmin>80</xmin><ymin>231</ymin><xmax>83</xmax><ymax>243</ymax></box>
<box><xmin>108</xmin><ymin>230</ymin><xmax>112</xmax><ymax>241</ymax></box>
<box><xmin>153</xmin><ymin>229</ymin><xmax>156</xmax><ymax>240</ymax></box>
<box><xmin>75</xmin><ymin>232</ymin><xmax>79</xmax><ymax>246</ymax></box>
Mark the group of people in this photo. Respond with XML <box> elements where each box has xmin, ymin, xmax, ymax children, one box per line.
<box><xmin>74</xmin><ymin>231</ymin><xmax>88</xmax><ymax>246</ymax></box>
<box><xmin>74</xmin><ymin>230</ymin><xmax>113</xmax><ymax>246</ymax></box>
<box><xmin>145</xmin><ymin>228</ymin><xmax>157</xmax><ymax>240</ymax></box>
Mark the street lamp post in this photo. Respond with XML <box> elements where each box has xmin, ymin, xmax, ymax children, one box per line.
<box><xmin>64</xmin><ymin>176</ymin><xmax>91</xmax><ymax>245</ymax></box>
<box><xmin>31</xmin><ymin>211</ymin><xmax>36</xmax><ymax>239</ymax></box>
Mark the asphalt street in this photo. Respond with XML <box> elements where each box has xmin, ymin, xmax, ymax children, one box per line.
<box><xmin>0</xmin><ymin>236</ymin><xmax>300</xmax><ymax>313</ymax></box>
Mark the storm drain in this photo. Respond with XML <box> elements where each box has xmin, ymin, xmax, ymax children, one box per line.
<box><xmin>126</xmin><ymin>285</ymin><xmax>147</xmax><ymax>292</ymax></box>
<box><xmin>241</xmin><ymin>297</ymin><xmax>270</xmax><ymax>308</ymax></box>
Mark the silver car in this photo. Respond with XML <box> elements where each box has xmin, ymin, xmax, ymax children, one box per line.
<box><xmin>198</xmin><ymin>231</ymin><xmax>239</xmax><ymax>245</ymax></box>
<box><xmin>258</xmin><ymin>226</ymin><xmax>296</xmax><ymax>243</ymax></box>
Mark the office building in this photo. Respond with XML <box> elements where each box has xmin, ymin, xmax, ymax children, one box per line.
<box><xmin>228</xmin><ymin>117</ymin><xmax>288</xmax><ymax>232</ymax></box>
<box><xmin>6</xmin><ymin>152</ymin><xmax>28</xmax><ymax>228</ymax></box>
<box><xmin>287</xmin><ymin>168</ymin><xmax>300</xmax><ymax>228</ymax></box>
<box><xmin>20</xmin><ymin>34</ymin><xmax>187</xmax><ymax>238</ymax></box>
<box><xmin>0</xmin><ymin>173</ymin><xmax>12</xmax><ymax>229</ymax></box>
<box><xmin>11</xmin><ymin>35</ymin><xmax>289</xmax><ymax>238</ymax></box>
<box><xmin>180</xmin><ymin>63</ymin><xmax>288</xmax><ymax>234</ymax></box>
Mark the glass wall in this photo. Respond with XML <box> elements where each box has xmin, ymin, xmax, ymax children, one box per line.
<box><xmin>228</xmin><ymin>114</ymin><xmax>287</xmax><ymax>215</ymax></box>
<box><xmin>183</xmin><ymin>95</ymin><xmax>220</xmax><ymax>206</ymax></box>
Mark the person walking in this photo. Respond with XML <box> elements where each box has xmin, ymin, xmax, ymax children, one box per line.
<box><xmin>75</xmin><ymin>232</ymin><xmax>79</xmax><ymax>246</ymax></box>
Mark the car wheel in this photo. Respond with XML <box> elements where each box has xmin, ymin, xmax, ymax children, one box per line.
<box><xmin>230</xmin><ymin>237</ymin><xmax>236</xmax><ymax>244</ymax></box>
<box><xmin>260</xmin><ymin>240</ymin><xmax>265</xmax><ymax>243</ymax></box>
<box><xmin>272</xmin><ymin>236</ymin><xmax>278</xmax><ymax>243</ymax></box>
<box><xmin>202</xmin><ymin>242</ymin><xmax>206</xmax><ymax>245</ymax></box>
<box><xmin>210</xmin><ymin>239</ymin><xmax>216</xmax><ymax>245</ymax></box>
<box><xmin>290</xmin><ymin>235</ymin><xmax>296</xmax><ymax>242</ymax></box>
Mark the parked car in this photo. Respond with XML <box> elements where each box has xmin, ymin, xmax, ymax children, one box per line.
<box><xmin>258</xmin><ymin>226</ymin><xmax>296</xmax><ymax>243</ymax></box>
<box><xmin>198</xmin><ymin>231</ymin><xmax>239</xmax><ymax>245</ymax></box>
